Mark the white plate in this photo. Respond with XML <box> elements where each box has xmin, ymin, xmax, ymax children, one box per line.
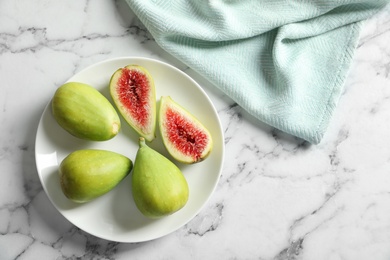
<box><xmin>35</xmin><ymin>57</ymin><xmax>224</xmax><ymax>242</ymax></box>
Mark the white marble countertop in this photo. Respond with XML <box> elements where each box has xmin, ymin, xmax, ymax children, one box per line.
<box><xmin>1</xmin><ymin>1</ymin><xmax>390</xmax><ymax>259</ymax></box>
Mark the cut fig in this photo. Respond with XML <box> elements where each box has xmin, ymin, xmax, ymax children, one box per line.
<box><xmin>110</xmin><ymin>65</ymin><xmax>156</xmax><ymax>142</ymax></box>
<box><xmin>159</xmin><ymin>96</ymin><xmax>213</xmax><ymax>164</ymax></box>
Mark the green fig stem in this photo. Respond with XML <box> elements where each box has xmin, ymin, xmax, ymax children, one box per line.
<box><xmin>139</xmin><ymin>137</ymin><xmax>146</xmax><ymax>148</ymax></box>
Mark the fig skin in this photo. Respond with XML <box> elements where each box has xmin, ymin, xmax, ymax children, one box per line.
<box><xmin>52</xmin><ymin>82</ymin><xmax>121</xmax><ymax>141</ymax></box>
<box><xmin>159</xmin><ymin>96</ymin><xmax>213</xmax><ymax>164</ymax></box>
<box><xmin>132</xmin><ymin>137</ymin><xmax>189</xmax><ymax>218</ymax></box>
<box><xmin>59</xmin><ymin>149</ymin><xmax>133</xmax><ymax>203</ymax></box>
<box><xmin>109</xmin><ymin>65</ymin><xmax>156</xmax><ymax>142</ymax></box>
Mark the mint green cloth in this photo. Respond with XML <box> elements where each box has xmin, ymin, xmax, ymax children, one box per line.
<box><xmin>125</xmin><ymin>1</ymin><xmax>389</xmax><ymax>144</ymax></box>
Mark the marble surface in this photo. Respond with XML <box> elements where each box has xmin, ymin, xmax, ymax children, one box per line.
<box><xmin>1</xmin><ymin>1</ymin><xmax>390</xmax><ymax>259</ymax></box>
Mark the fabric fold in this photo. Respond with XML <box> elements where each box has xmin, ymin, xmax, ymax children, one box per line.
<box><xmin>125</xmin><ymin>0</ymin><xmax>389</xmax><ymax>144</ymax></box>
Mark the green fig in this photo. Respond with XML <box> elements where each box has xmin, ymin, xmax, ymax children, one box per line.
<box><xmin>109</xmin><ymin>65</ymin><xmax>156</xmax><ymax>142</ymax></box>
<box><xmin>59</xmin><ymin>149</ymin><xmax>133</xmax><ymax>203</ymax></box>
<box><xmin>52</xmin><ymin>82</ymin><xmax>121</xmax><ymax>141</ymax></box>
<box><xmin>159</xmin><ymin>96</ymin><xmax>212</xmax><ymax>164</ymax></box>
<box><xmin>132</xmin><ymin>137</ymin><xmax>189</xmax><ymax>218</ymax></box>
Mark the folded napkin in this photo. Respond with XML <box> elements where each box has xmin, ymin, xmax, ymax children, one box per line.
<box><xmin>125</xmin><ymin>0</ymin><xmax>389</xmax><ymax>144</ymax></box>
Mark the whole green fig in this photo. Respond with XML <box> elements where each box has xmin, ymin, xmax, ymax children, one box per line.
<box><xmin>59</xmin><ymin>149</ymin><xmax>133</xmax><ymax>203</ymax></box>
<box><xmin>52</xmin><ymin>82</ymin><xmax>121</xmax><ymax>141</ymax></box>
<box><xmin>132</xmin><ymin>137</ymin><xmax>189</xmax><ymax>218</ymax></box>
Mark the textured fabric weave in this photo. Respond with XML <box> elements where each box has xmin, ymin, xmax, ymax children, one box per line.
<box><xmin>125</xmin><ymin>0</ymin><xmax>389</xmax><ymax>144</ymax></box>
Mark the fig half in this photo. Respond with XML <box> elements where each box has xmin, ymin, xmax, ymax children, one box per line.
<box><xmin>110</xmin><ymin>65</ymin><xmax>156</xmax><ymax>142</ymax></box>
<box><xmin>159</xmin><ymin>96</ymin><xmax>213</xmax><ymax>164</ymax></box>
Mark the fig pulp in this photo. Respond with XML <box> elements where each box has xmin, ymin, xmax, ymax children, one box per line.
<box><xmin>52</xmin><ymin>82</ymin><xmax>120</xmax><ymax>141</ymax></box>
<box><xmin>109</xmin><ymin>65</ymin><xmax>156</xmax><ymax>142</ymax></box>
<box><xmin>59</xmin><ymin>149</ymin><xmax>133</xmax><ymax>203</ymax></box>
<box><xmin>159</xmin><ymin>96</ymin><xmax>213</xmax><ymax>164</ymax></box>
<box><xmin>132</xmin><ymin>137</ymin><xmax>189</xmax><ymax>218</ymax></box>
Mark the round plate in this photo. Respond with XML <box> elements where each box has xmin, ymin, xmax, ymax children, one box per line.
<box><xmin>35</xmin><ymin>57</ymin><xmax>224</xmax><ymax>242</ymax></box>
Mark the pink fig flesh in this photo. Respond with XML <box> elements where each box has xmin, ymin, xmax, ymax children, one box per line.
<box><xmin>110</xmin><ymin>65</ymin><xmax>156</xmax><ymax>142</ymax></box>
<box><xmin>159</xmin><ymin>96</ymin><xmax>212</xmax><ymax>164</ymax></box>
